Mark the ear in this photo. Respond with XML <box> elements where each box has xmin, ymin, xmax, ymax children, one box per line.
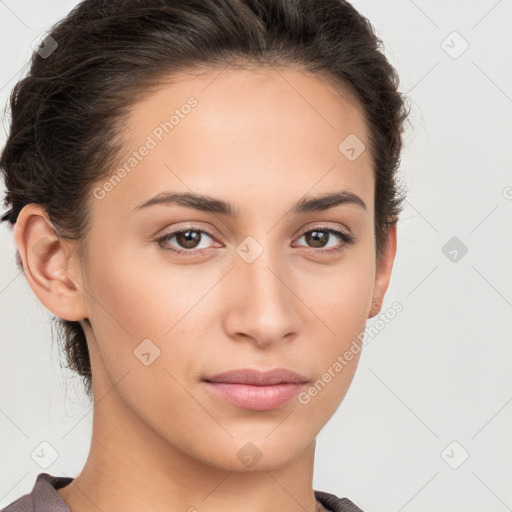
<box><xmin>368</xmin><ymin>222</ymin><xmax>397</xmax><ymax>319</ymax></box>
<box><xmin>13</xmin><ymin>204</ymin><xmax>88</xmax><ymax>322</ymax></box>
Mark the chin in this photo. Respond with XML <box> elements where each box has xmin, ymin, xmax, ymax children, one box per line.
<box><xmin>189</xmin><ymin>429</ymin><xmax>313</xmax><ymax>472</ymax></box>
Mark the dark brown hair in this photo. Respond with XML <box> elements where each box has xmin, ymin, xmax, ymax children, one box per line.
<box><xmin>0</xmin><ymin>0</ymin><xmax>410</xmax><ymax>399</ymax></box>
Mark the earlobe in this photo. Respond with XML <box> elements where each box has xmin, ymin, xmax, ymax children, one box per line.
<box><xmin>368</xmin><ymin>222</ymin><xmax>398</xmax><ymax>319</ymax></box>
<box><xmin>13</xmin><ymin>204</ymin><xmax>88</xmax><ymax>322</ymax></box>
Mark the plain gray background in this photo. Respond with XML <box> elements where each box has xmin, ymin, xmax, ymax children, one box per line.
<box><xmin>1</xmin><ymin>1</ymin><xmax>511</xmax><ymax>511</ymax></box>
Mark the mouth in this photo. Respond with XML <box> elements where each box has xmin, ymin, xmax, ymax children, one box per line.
<box><xmin>202</xmin><ymin>368</ymin><xmax>309</xmax><ymax>411</ymax></box>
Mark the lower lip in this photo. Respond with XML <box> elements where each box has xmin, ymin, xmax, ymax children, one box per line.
<box><xmin>203</xmin><ymin>381</ymin><xmax>307</xmax><ymax>411</ymax></box>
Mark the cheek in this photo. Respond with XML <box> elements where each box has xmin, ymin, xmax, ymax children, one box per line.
<box><xmin>294</xmin><ymin>263</ymin><xmax>373</xmax><ymax>420</ymax></box>
<box><xmin>83</xmin><ymin>243</ymin><xmax>212</xmax><ymax>379</ymax></box>
<box><xmin>303</xmin><ymin>245</ymin><xmax>375</xmax><ymax>333</ymax></box>
<box><xmin>82</xmin><ymin>248</ymin><xmax>201</xmax><ymax>409</ymax></box>
<box><xmin>86</xmin><ymin>239</ymin><xmax>201</xmax><ymax>336</ymax></box>
<box><xmin>299</xmin><ymin>244</ymin><xmax>375</xmax><ymax>389</ymax></box>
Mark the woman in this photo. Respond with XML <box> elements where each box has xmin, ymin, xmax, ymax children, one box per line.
<box><xmin>0</xmin><ymin>0</ymin><xmax>410</xmax><ymax>511</ymax></box>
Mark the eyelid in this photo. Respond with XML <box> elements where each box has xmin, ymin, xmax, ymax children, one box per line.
<box><xmin>293</xmin><ymin>221</ymin><xmax>352</xmax><ymax>238</ymax></box>
<box><xmin>156</xmin><ymin>222</ymin><xmax>218</xmax><ymax>240</ymax></box>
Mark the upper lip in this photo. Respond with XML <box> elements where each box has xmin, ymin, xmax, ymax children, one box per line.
<box><xmin>204</xmin><ymin>368</ymin><xmax>309</xmax><ymax>386</ymax></box>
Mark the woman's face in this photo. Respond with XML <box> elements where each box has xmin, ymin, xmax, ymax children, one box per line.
<box><xmin>55</xmin><ymin>66</ymin><xmax>395</xmax><ymax>470</ymax></box>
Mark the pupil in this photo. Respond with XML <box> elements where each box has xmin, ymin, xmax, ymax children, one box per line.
<box><xmin>307</xmin><ymin>230</ymin><xmax>327</xmax><ymax>248</ymax></box>
<box><xmin>177</xmin><ymin>230</ymin><xmax>200</xmax><ymax>249</ymax></box>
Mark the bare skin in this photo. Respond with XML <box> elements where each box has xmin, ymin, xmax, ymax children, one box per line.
<box><xmin>14</xmin><ymin>66</ymin><xmax>396</xmax><ymax>512</ymax></box>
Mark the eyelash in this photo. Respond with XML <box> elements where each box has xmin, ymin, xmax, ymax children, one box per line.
<box><xmin>154</xmin><ymin>225</ymin><xmax>355</xmax><ymax>257</ymax></box>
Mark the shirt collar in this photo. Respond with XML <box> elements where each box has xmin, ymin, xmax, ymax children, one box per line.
<box><xmin>32</xmin><ymin>473</ymin><xmax>73</xmax><ymax>512</ymax></box>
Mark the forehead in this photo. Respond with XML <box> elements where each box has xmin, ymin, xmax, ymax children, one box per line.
<box><xmin>125</xmin><ymin>65</ymin><xmax>369</xmax><ymax>146</ymax></box>
<box><xmin>93</xmin><ymin>66</ymin><xmax>374</xmax><ymax>219</ymax></box>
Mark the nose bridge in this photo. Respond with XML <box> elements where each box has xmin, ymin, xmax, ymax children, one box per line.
<box><xmin>229</xmin><ymin>235</ymin><xmax>299</xmax><ymax>343</ymax></box>
<box><xmin>239</xmin><ymin>236</ymin><xmax>288</xmax><ymax>305</ymax></box>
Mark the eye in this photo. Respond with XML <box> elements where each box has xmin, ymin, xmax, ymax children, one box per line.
<box><xmin>155</xmin><ymin>225</ymin><xmax>355</xmax><ymax>257</ymax></box>
<box><xmin>155</xmin><ymin>227</ymin><xmax>219</xmax><ymax>256</ymax></box>
<box><xmin>293</xmin><ymin>226</ymin><xmax>355</xmax><ymax>254</ymax></box>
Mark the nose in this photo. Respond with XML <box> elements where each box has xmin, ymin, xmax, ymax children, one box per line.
<box><xmin>222</xmin><ymin>243</ymin><xmax>302</xmax><ymax>348</ymax></box>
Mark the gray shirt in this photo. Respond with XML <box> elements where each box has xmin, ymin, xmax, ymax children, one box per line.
<box><xmin>1</xmin><ymin>473</ymin><xmax>365</xmax><ymax>512</ymax></box>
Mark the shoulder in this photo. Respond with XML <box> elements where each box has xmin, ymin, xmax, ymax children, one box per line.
<box><xmin>0</xmin><ymin>494</ymin><xmax>32</xmax><ymax>512</ymax></box>
<box><xmin>1</xmin><ymin>473</ymin><xmax>73</xmax><ymax>512</ymax></box>
<box><xmin>315</xmin><ymin>489</ymin><xmax>366</xmax><ymax>512</ymax></box>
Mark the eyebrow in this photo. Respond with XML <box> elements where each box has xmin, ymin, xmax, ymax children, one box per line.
<box><xmin>132</xmin><ymin>190</ymin><xmax>366</xmax><ymax>216</ymax></box>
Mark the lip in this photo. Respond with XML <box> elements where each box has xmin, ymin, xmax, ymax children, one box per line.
<box><xmin>203</xmin><ymin>368</ymin><xmax>309</xmax><ymax>411</ymax></box>
<box><xmin>204</xmin><ymin>368</ymin><xmax>309</xmax><ymax>386</ymax></box>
